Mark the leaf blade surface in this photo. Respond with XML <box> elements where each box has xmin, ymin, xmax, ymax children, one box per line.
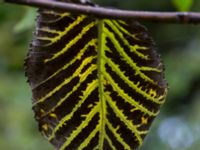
<box><xmin>25</xmin><ymin>3</ymin><xmax>168</xmax><ymax>150</ymax></box>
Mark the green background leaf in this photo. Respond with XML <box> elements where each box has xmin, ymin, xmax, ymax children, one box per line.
<box><xmin>171</xmin><ymin>0</ymin><xmax>193</xmax><ymax>11</ymax></box>
<box><xmin>14</xmin><ymin>8</ymin><xmax>36</xmax><ymax>33</ymax></box>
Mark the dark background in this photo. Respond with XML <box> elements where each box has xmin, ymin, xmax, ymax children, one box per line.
<box><xmin>0</xmin><ymin>0</ymin><xmax>200</xmax><ymax>149</ymax></box>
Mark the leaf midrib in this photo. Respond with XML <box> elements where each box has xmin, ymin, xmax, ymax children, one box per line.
<box><xmin>97</xmin><ymin>19</ymin><xmax>106</xmax><ymax>149</ymax></box>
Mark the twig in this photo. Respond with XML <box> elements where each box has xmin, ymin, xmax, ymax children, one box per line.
<box><xmin>4</xmin><ymin>0</ymin><xmax>200</xmax><ymax>24</ymax></box>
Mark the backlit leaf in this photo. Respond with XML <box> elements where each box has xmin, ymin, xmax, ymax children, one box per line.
<box><xmin>25</xmin><ymin>1</ymin><xmax>168</xmax><ymax>150</ymax></box>
<box><xmin>172</xmin><ymin>0</ymin><xmax>193</xmax><ymax>11</ymax></box>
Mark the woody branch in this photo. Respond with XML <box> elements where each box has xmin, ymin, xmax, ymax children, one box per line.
<box><xmin>4</xmin><ymin>0</ymin><xmax>200</xmax><ymax>24</ymax></box>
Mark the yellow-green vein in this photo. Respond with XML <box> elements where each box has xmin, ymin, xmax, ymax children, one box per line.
<box><xmin>34</xmin><ymin>56</ymin><xmax>95</xmax><ymax>105</ymax></box>
<box><xmin>38</xmin><ymin>65</ymin><xmax>97</xmax><ymax>118</ymax></box>
<box><xmin>45</xmin><ymin>20</ymin><xmax>96</xmax><ymax>62</ymax></box>
<box><xmin>105</xmin><ymin>20</ymin><xmax>148</xmax><ymax>60</ymax></box>
<box><xmin>104</xmin><ymin>28</ymin><xmax>156</xmax><ymax>84</ymax></box>
<box><xmin>32</xmin><ymin>39</ymin><xmax>96</xmax><ymax>90</ymax></box>
<box><xmin>48</xmin><ymin>79</ymin><xmax>98</xmax><ymax>141</ymax></box>
<box><xmin>60</xmin><ymin>103</ymin><xmax>99</xmax><ymax>150</ymax></box>
<box><xmin>104</xmin><ymin>93</ymin><xmax>143</xmax><ymax>145</ymax></box>
<box><xmin>104</xmin><ymin>56</ymin><xmax>164</xmax><ymax>104</ymax></box>
<box><xmin>97</xmin><ymin>19</ymin><xmax>106</xmax><ymax>150</ymax></box>
<box><xmin>106</xmin><ymin>120</ymin><xmax>131</xmax><ymax>150</ymax></box>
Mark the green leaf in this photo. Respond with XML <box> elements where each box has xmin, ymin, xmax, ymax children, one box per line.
<box><xmin>14</xmin><ymin>8</ymin><xmax>36</xmax><ymax>33</ymax></box>
<box><xmin>172</xmin><ymin>0</ymin><xmax>193</xmax><ymax>11</ymax></box>
<box><xmin>25</xmin><ymin>2</ymin><xmax>168</xmax><ymax>150</ymax></box>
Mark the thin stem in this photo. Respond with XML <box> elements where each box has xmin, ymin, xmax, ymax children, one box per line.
<box><xmin>4</xmin><ymin>0</ymin><xmax>200</xmax><ymax>24</ymax></box>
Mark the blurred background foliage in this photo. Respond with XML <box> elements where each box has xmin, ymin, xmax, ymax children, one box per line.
<box><xmin>0</xmin><ymin>0</ymin><xmax>200</xmax><ymax>149</ymax></box>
